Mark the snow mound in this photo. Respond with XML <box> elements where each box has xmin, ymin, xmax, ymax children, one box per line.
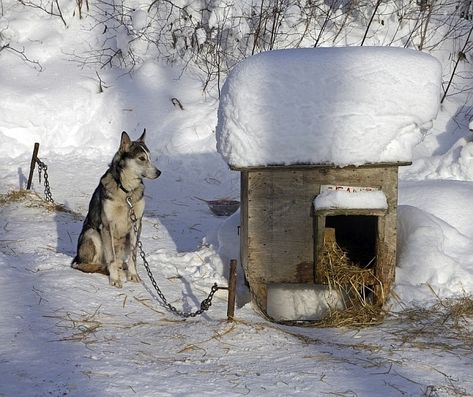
<box><xmin>216</xmin><ymin>47</ymin><xmax>442</xmax><ymax>168</ymax></box>
<box><xmin>395</xmin><ymin>205</ymin><xmax>473</xmax><ymax>304</ymax></box>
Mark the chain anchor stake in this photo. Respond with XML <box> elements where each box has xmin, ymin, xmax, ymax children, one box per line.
<box><xmin>26</xmin><ymin>142</ymin><xmax>54</xmax><ymax>203</ymax></box>
<box><xmin>126</xmin><ymin>195</ymin><xmax>238</xmax><ymax>321</ymax></box>
<box><xmin>226</xmin><ymin>259</ymin><xmax>238</xmax><ymax>321</ymax></box>
<box><xmin>27</xmin><ymin>142</ymin><xmax>40</xmax><ymax>190</ymax></box>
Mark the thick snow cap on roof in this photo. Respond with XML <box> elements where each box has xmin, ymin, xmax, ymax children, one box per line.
<box><xmin>216</xmin><ymin>47</ymin><xmax>442</xmax><ymax>168</ymax></box>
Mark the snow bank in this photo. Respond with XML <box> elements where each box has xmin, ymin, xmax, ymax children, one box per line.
<box><xmin>216</xmin><ymin>47</ymin><xmax>442</xmax><ymax>168</ymax></box>
<box><xmin>395</xmin><ymin>205</ymin><xmax>473</xmax><ymax>304</ymax></box>
<box><xmin>393</xmin><ymin>180</ymin><xmax>473</xmax><ymax>305</ymax></box>
<box><xmin>0</xmin><ymin>3</ymin><xmax>217</xmax><ymax>161</ymax></box>
<box><xmin>399</xmin><ymin>180</ymin><xmax>473</xmax><ymax>237</ymax></box>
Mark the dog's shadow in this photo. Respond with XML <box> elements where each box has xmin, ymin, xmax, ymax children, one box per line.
<box><xmin>54</xmin><ymin>201</ymin><xmax>83</xmax><ymax>259</ymax></box>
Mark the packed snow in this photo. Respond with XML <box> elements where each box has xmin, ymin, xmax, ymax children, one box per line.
<box><xmin>1</xmin><ymin>1</ymin><xmax>473</xmax><ymax>396</ymax></box>
<box><xmin>314</xmin><ymin>189</ymin><xmax>388</xmax><ymax>210</ymax></box>
<box><xmin>216</xmin><ymin>47</ymin><xmax>442</xmax><ymax>168</ymax></box>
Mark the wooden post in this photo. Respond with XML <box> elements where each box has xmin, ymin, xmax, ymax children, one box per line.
<box><xmin>26</xmin><ymin>142</ymin><xmax>40</xmax><ymax>190</ymax></box>
<box><xmin>227</xmin><ymin>259</ymin><xmax>238</xmax><ymax>321</ymax></box>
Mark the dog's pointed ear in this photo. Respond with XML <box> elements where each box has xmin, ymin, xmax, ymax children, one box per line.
<box><xmin>138</xmin><ymin>128</ymin><xmax>146</xmax><ymax>143</ymax></box>
<box><xmin>119</xmin><ymin>131</ymin><xmax>131</xmax><ymax>151</ymax></box>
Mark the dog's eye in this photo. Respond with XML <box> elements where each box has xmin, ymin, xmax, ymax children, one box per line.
<box><xmin>139</xmin><ymin>156</ymin><xmax>146</xmax><ymax>161</ymax></box>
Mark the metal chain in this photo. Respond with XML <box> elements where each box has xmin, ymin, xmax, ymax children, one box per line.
<box><xmin>126</xmin><ymin>196</ymin><xmax>220</xmax><ymax>318</ymax></box>
<box><xmin>36</xmin><ymin>158</ymin><xmax>54</xmax><ymax>203</ymax></box>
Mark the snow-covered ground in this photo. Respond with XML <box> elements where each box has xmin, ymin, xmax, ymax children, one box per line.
<box><xmin>1</xmin><ymin>1</ymin><xmax>473</xmax><ymax>396</ymax></box>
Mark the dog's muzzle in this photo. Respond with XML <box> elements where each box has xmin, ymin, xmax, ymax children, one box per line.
<box><xmin>147</xmin><ymin>167</ymin><xmax>161</xmax><ymax>179</ymax></box>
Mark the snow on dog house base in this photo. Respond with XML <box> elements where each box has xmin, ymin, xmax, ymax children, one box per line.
<box><xmin>216</xmin><ymin>47</ymin><xmax>442</xmax><ymax>323</ymax></box>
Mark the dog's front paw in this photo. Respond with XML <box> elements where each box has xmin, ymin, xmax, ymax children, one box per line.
<box><xmin>108</xmin><ymin>262</ymin><xmax>125</xmax><ymax>288</ymax></box>
<box><xmin>128</xmin><ymin>272</ymin><xmax>141</xmax><ymax>283</ymax></box>
<box><xmin>109</xmin><ymin>277</ymin><xmax>123</xmax><ymax>288</ymax></box>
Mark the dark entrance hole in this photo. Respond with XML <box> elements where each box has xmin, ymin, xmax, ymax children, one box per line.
<box><xmin>325</xmin><ymin>215</ymin><xmax>377</xmax><ymax>268</ymax></box>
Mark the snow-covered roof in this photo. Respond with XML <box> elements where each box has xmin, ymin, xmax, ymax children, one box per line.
<box><xmin>216</xmin><ymin>47</ymin><xmax>442</xmax><ymax>168</ymax></box>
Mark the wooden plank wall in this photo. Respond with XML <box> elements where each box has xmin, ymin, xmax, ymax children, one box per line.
<box><xmin>240</xmin><ymin>166</ymin><xmax>399</xmax><ymax>312</ymax></box>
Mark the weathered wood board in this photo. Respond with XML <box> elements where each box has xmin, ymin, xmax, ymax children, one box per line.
<box><xmin>239</xmin><ymin>165</ymin><xmax>401</xmax><ymax>314</ymax></box>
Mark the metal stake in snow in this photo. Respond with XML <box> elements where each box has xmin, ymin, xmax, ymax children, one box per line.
<box><xmin>126</xmin><ymin>195</ymin><xmax>237</xmax><ymax>320</ymax></box>
<box><xmin>27</xmin><ymin>142</ymin><xmax>54</xmax><ymax>203</ymax></box>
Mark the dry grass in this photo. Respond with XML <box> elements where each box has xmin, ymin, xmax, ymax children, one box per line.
<box><xmin>396</xmin><ymin>288</ymin><xmax>473</xmax><ymax>326</ymax></box>
<box><xmin>316</xmin><ymin>240</ymin><xmax>381</xmax><ymax>300</ymax></box>
<box><xmin>446</xmin><ymin>295</ymin><xmax>473</xmax><ymax>322</ymax></box>
<box><xmin>0</xmin><ymin>189</ymin><xmax>81</xmax><ymax>218</ymax></box>
<box><xmin>390</xmin><ymin>292</ymin><xmax>473</xmax><ymax>351</ymax></box>
<box><xmin>314</xmin><ymin>229</ymin><xmax>386</xmax><ymax>327</ymax></box>
<box><xmin>0</xmin><ymin>189</ymin><xmax>32</xmax><ymax>205</ymax></box>
<box><xmin>317</xmin><ymin>303</ymin><xmax>386</xmax><ymax>328</ymax></box>
<box><xmin>44</xmin><ymin>306</ymin><xmax>104</xmax><ymax>343</ymax></box>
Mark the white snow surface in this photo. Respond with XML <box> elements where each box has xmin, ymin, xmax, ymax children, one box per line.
<box><xmin>314</xmin><ymin>189</ymin><xmax>388</xmax><ymax>210</ymax></box>
<box><xmin>216</xmin><ymin>47</ymin><xmax>442</xmax><ymax>168</ymax></box>
<box><xmin>1</xmin><ymin>2</ymin><xmax>473</xmax><ymax>396</ymax></box>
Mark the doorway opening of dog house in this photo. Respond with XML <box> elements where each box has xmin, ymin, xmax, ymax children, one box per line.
<box><xmin>313</xmin><ymin>212</ymin><xmax>383</xmax><ymax>307</ymax></box>
<box><xmin>323</xmin><ymin>215</ymin><xmax>378</xmax><ymax>269</ymax></box>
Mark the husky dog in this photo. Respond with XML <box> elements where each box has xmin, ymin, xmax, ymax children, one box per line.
<box><xmin>72</xmin><ymin>130</ymin><xmax>161</xmax><ymax>287</ymax></box>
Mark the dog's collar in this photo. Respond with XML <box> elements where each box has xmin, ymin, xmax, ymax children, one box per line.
<box><xmin>113</xmin><ymin>175</ymin><xmax>130</xmax><ymax>194</ymax></box>
<box><xmin>118</xmin><ymin>182</ymin><xmax>130</xmax><ymax>194</ymax></box>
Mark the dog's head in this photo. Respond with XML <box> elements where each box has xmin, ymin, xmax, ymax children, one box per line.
<box><xmin>119</xmin><ymin>130</ymin><xmax>161</xmax><ymax>180</ymax></box>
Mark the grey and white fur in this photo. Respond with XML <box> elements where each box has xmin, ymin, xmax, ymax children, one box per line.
<box><xmin>72</xmin><ymin>130</ymin><xmax>160</xmax><ymax>287</ymax></box>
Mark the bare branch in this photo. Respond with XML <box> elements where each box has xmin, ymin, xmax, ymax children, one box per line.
<box><xmin>441</xmin><ymin>23</ymin><xmax>473</xmax><ymax>103</ymax></box>
<box><xmin>0</xmin><ymin>43</ymin><xmax>43</xmax><ymax>71</ymax></box>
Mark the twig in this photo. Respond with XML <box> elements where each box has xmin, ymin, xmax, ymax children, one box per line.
<box><xmin>361</xmin><ymin>0</ymin><xmax>382</xmax><ymax>46</ymax></box>
<box><xmin>441</xmin><ymin>24</ymin><xmax>473</xmax><ymax>103</ymax></box>
<box><xmin>1</xmin><ymin>43</ymin><xmax>43</xmax><ymax>71</ymax></box>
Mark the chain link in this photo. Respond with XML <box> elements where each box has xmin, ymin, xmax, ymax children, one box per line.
<box><xmin>36</xmin><ymin>158</ymin><xmax>54</xmax><ymax>203</ymax></box>
<box><xmin>126</xmin><ymin>196</ymin><xmax>220</xmax><ymax>318</ymax></box>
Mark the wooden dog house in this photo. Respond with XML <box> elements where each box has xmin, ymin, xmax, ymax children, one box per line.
<box><xmin>235</xmin><ymin>162</ymin><xmax>408</xmax><ymax>318</ymax></box>
<box><xmin>215</xmin><ymin>47</ymin><xmax>442</xmax><ymax>321</ymax></box>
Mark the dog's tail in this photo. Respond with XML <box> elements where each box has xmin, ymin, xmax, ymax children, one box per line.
<box><xmin>71</xmin><ymin>258</ymin><xmax>109</xmax><ymax>275</ymax></box>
